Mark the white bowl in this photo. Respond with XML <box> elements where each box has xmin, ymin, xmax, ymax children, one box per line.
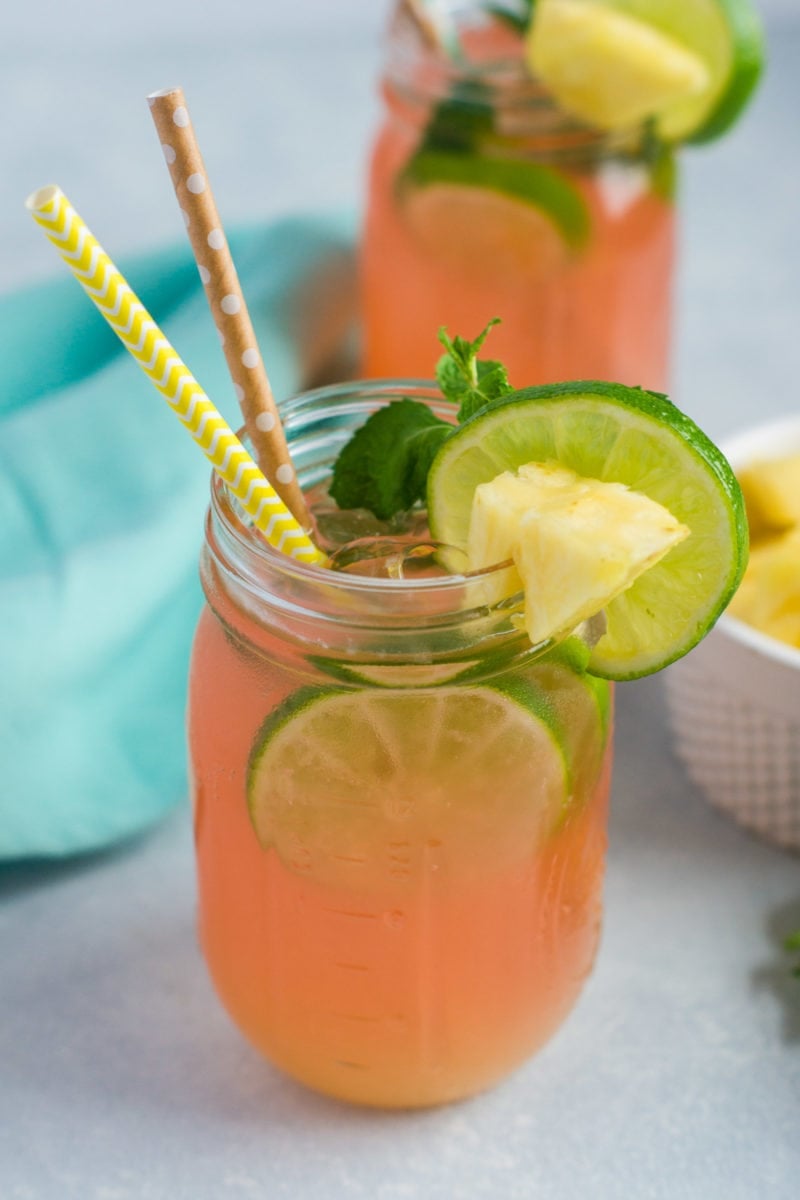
<box><xmin>665</xmin><ymin>415</ymin><xmax>800</xmax><ymax>852</ymax></box>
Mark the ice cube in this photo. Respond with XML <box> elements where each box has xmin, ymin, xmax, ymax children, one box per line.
<box><xmin>313</xmin><ymin>506</ymin><xmax>392</xmax><ymax>553</ymax></box>
<box><xmin>328</xmin><ymin>538</ymin><xmax>469</xmax><ymax>580</ymax></box>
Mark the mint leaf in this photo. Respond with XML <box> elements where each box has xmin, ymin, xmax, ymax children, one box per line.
<box><xmin>436</xmin><ymin>319</ymin><xmax>513</xmax><ymax>421</ymax></box>
<box><xmin>642</xmin><ymin>123</ymin><xmax>679</xmax><ymax>204</ymax></box>
<box><xmin>329</xmin><ymin>400</ymin><xmax>451</xmax><ymax>521</ymax></box>
<box><xmin>487</xmin><ymin>1</ymin><xmax>536</xmax><ymax>35</ymax></box>
<box><xmin>416</xmin><ymin>82</ymin><xmax>494</xmax><ymax>156</ymax></box>
<box><xmin>439</xmin><ymin>359</ymin><xmax>513</xmax><ymax>422</ymax></box>
<box><xmin>406</xmin><ymin>422</ymin><xmax>453</xmax><ymax>501</ymax></box>
<box><xmin>783</xmin><ymin>930</ymin><xmax>800</xmax><ymax>980</ymax></box>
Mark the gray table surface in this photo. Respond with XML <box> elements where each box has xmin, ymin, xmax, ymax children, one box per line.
<box><xmin>2</xmin><ymin>4</ymin><xmax>799</xmax><ymax>1198</ymax></box>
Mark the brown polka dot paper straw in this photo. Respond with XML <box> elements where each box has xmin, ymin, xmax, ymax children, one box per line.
<box><xmin>147</xmin><ymin>86</ymin><xmax>311</xmax><ymax>529</ymax></box>
<box><xmin>400</xmin><ymin>0</ymin><xmax>441</xmax><ymax>49</ymax></box>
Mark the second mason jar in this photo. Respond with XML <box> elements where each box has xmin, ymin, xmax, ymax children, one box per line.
<box><xmin>361</xmin><ymin>1</ymin><xmax>676</xmax><ymax>391</ymax></box>
<box><xmin>188</xmin><ymin>381</ymin><xmax>612</xmax><ymax>1108</ymax></box>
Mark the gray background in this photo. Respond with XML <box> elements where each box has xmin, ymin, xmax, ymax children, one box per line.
<box><xmin>1</xmin><ymin>0</ymin><xmax>798</xmax><ymax>437</ymax></box>
<box><xmin>1</xmin><ymin>2</ymin><xmax>799</xmax><ymax>1198</ymax></box>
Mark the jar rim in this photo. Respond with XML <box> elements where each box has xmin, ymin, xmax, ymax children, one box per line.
<box><xmin>201</xmin><ymin>378</ymin><xmax>548</xmax><ymax>665</ymax></box>
<box><xmin>208</xmin><ymin>377</ymin><xmax>519</xmax><ymax>596</ymax></box>
<box><xmin>383</xmin><ymin>0</ymin><xmax>642</xmax><ymax>153</ymax></box>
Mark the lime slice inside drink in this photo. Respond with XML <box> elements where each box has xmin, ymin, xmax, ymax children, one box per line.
<box><xmin>427</xmin><ymin>380</ymin><xmax>748</xmax><ymax>679</ymax></box>
<box><xmin>247</xmin><ymin>684</ymin><xmax>569</xmax><ymax>887</ymax></box>
<box><xmin>400</xmin><ymin>151</ymin><xmax>590</xmax><ymax>278</ymax></box>
<box><xmin>529</xmin><ymin>639</ymin><xmax>611</xmax><ymax>803</ymax></box>
<box><xmin>526</xmin><ymin>0</ymin><xmax>764</xmax><ymax>143</ymax></box>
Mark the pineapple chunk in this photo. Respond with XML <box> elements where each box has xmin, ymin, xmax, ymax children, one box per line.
<box><xmin>728</xmin><ymin>528</ymin><xmax>800</xmax><ymax>649</ymax></box>
<box><xmin>468</xmin><ymin>461</ymin><xmax>690</xmax><ymax>645</ymax></box>
<box><xmin>738</xmin><ymin>454</ymin><xmax>800</xmax><ymax>539</ymax></box>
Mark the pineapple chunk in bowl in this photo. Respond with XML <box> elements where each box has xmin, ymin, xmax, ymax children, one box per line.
<box><xmin>665</xmin><ymin>415</ymin><xmax>800</xmax><ymax>852</ymax></box>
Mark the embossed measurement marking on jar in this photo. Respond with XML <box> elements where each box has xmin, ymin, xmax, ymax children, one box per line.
<box><xmin>315</xmin><ymin>839</ymin><xmax>447</xmax><ymax>1082</ymax></box>
<box><xmin>322</xmin><ymin>908</ymin><xmax>379</xmax><ymax>920</ymax></box>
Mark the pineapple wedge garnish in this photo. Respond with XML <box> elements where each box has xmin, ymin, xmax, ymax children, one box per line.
<box><xmin>468</xmin><ymin>461</ymin><xmax>690</xmax><ymax>645</ymax></box>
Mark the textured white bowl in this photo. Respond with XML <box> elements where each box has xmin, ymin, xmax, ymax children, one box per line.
<box><xmin>665</xmin><ymin>415</ymin><xmax>800</xmax><ymax>852</ymax></box>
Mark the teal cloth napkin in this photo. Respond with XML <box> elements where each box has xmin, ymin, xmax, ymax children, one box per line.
<box><xmin>0</xmin><ymin>216</ymin><xmax>356</xmax><ymax>860</ymax></box>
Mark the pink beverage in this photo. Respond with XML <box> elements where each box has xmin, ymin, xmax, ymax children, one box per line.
<box><xmin>188</xmin><ymin>382</ymin><xmax>612</xmax><ymax>1107</ymax></box>
<box><xmin>361</xmin><ymin>3</ymin><xmax>675</xmax><ymax>390</ymax></box>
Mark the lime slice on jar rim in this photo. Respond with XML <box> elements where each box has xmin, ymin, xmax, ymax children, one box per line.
<box><xmin>426</xmin><ymin>380</ymin><xmax>749</xmax><ymax>681</ymax></box>
<box><xmin>247</xmin><ymin>682</ymin><xmax>570</xmax><ymax>888</ymax></box>
<box><xmin>525</xmin><ymin>0</ymin><xmax>765</xmax><ymax>143</ymax></box>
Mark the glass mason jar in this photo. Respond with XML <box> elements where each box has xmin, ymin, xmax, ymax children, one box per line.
<box><xmin>188</xmin><ymin>381</ymin><xmax>613</xmax><ymax>1108</ymax></box>
<box><xmin>361</xmin><ymin>1</ymin><xmax>676</xmax><ymax>391</ymax></box>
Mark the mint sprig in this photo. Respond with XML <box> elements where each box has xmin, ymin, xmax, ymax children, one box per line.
<box><xmin>330</xmin><ymin>320</ymin><xmax>511</xmax><ymax>520</ymax></box>
<box><xmin>436</xmin><ymin>318</ymin><xmax>514</xmax><ymax>421</ymax></box>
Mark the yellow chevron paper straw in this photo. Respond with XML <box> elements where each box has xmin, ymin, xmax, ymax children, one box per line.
<box><xmin>25</xmin><ymin>185</ymin><xmax>325</xmax><ymax>567</ymax></box>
